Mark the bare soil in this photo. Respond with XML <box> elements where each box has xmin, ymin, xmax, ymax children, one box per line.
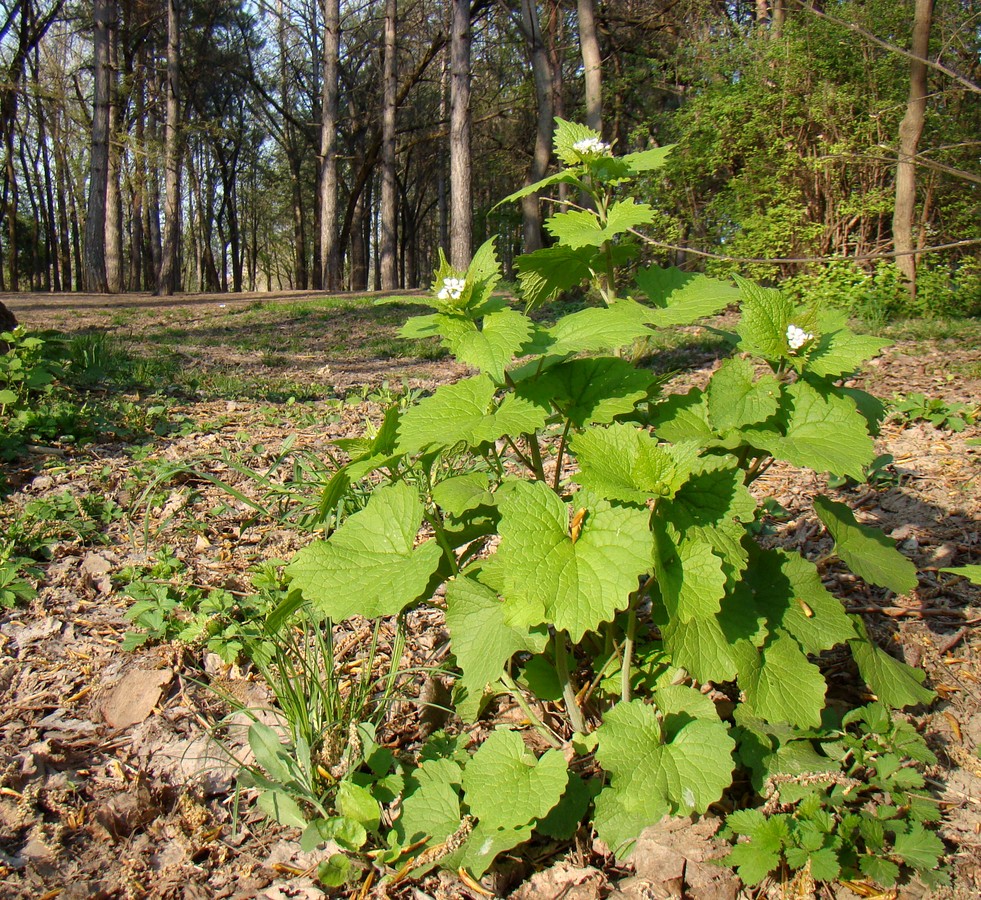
<box><xmin>1</xmin><ymin>290</ymin><xmax>979</xmax><ymax>900</ymax></box>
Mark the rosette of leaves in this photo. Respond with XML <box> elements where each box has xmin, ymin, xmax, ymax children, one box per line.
<box><xmin>285</xmin><ymin>120</ymin><xmax>935</xmax><ymax>882</ymax></box>
<box><xmin>725</xmin><ymin>703</ymin><xmax>947</xmax><ymax>889</ymax></box>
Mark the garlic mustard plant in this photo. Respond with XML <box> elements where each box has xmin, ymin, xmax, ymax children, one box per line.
<box><xmin>282</xmin><ymin>120</ymin><xmax>939</xmax><ymax>890</ymax></box>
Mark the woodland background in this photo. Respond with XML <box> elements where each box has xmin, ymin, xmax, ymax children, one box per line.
<box><xmin>0</xmin><ymin>0</ymin><xmax>978</xmax><ymax>316</ymax></box>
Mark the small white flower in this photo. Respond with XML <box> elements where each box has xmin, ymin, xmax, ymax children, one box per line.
<box><xmin>437</xmin><ymin>276</ymin><xmax>466</xmax><ymax>302</ymax></box>
<box><xmin>572</xmin><ymin>137</ymin><xmax>611</xmax><ymax>156</ymax></box>
<box><xmin>786</xmin><ymin>324</ymin><xmax>813</xmax><ymax>351</ymax></box>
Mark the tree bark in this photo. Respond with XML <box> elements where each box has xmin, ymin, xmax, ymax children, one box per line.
<box><xmin>449</xmin><ymin>0</ymin><xmax>471</xmax><ymax>269</ymax></box>
<box><xmin>83</xmin><ymin>0</ymin><xmax>114</xmax><ymax>292</ymax></box>
<box><xmin>379</xmin><ymin>0</ymin><xmax>398</xmax><ymax>290</ymax></box>
<box><xmin>892</xmin><ymin>0</ymin><xmax>932</xmax><ymax>297</ymax></box>
<box><xmin>105</xmin><ymin>12</ymin><xmax>123</xmax><ymax>292</ymax></box>
<box><xmin>577</xmin><ymin>0</ymin><xmax>602</xmax><ymax>135</ymax></box>
<box><xmin>520</xmin><ymin>0</ymin><xmax>553</xmax><ymax>253</ymax></box>
<box><xmin>156</xmin><ymin>0</ymin><xmax>181</xmax><ymax>295</ymax></box>
<box><xmin>319</xmin><ymin>0</ymin><xmax>341</xmax><ymax>291</ymax></box>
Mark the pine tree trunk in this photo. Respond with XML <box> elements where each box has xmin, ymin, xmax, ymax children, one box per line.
<box><xmin>156</xmin><ymin>0</ymin><xmax>181</xmax><ymax>295</ymax></box>
<box><xmin>319</xmin><ymin>0</ymin><xmax>341</xmax><ymax>291</ymax></box>
<box><xmin>83</xmin><ymin>0</ymin><xmax>113</xmax><ymax>292</ymax></box>
<box><xmin>577</xmin><ymin>0</ymin><xmax>602</xmax><ymax>135</ymax></box>
<box><xmin>520</xmin><ymin>0</ymin><xmax>553</xmax><ymax>253</ymax></box>
<box><xmin>892</xmin><ymin>0</ymin><xmax>932</xmax><ymax>297</ymax></box>
<box><xmin>449</xmin><ymin>0</ymin><xmax>472</xmax><ymax>269</ymax></box>
<box><xmin>379</xmin><ymin>0</ymin><xmax>398</xmax><ymax>290</ymax></box>
<box><xmin>105</xmin><ymin>14</ymin><xmax>123</xmax><ymax>292</ymax></box>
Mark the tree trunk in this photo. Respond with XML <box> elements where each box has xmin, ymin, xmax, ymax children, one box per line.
<box><xmin>380</xmin><ymin>0</ymin><xmax>398</xmax><ymax>290</ymax></box>
<box><xmin>520</xmin><ymin>0</ymin><xmax>553</xmax><ymax>253</ymax></box>
<box><xmin>319</xmin><ymin>0</ymin><xmax>341</xmax><ymax>291</ymax></box>
<box><xmin>892</xmin><ymin>0</ymin><xmax>932</xmax><ymax>297</ymax></box>
<box><xmin>156</xmin><ymin>0</ymin><xmax>181</xmax><ymax>295</ymax></box>
<box><xmin>105</xmin><ymin>13</ymin><xmax>124</xmax><ymax>292</ymax></box>
<box><xmin>83</xmin><ymin>0</ymin><xmax>114</xmax><ymax>292</ymax></box>
<box><xmin>449</xmin><ymin>0</ymin><xmax>472</xmax><ymax>269</ymax></box>
<box><xmin>577</xmin><ymin>0</ymin><xmax>602</xmax><ymax>135</ymax></box>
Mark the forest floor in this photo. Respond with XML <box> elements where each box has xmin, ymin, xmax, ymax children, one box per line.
<box><xmin>0</xmin><ymin>289</ymin><xmax>980</xmax><ymax>900</ymax></box>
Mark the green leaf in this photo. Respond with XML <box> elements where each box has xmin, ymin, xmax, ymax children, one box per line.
<box><xmin>257</xmin><ymin>790</ymin><xmax>308</xmax><ymax>829</ymax></box>
<box><xmin>654</xmin><ymin>527</ymin><xmax>727</xmax><ymax>622</ymax></box>
<box><xmin>518</xmin><ymin>357</ymin><xmax>655</xmax><ymax>427</ymax></box>
<box><xmin>743</xmin><ymin>549</ymin><xmax>854</xmax><ymax>654</ymax></box>
<box><xmin>707</xmin><ymin>357</ymin><xmax>780</xmax><ymax>432</ymax></box>
<box><xmin>449</xmin><ymin>820</ymin><xmax>535</xmax><ymax>878</ymax></box>
<box><xmin>650</xmin><ymin>389</ymin><xmax>714</xmax><ymax>443</ymax></box>
<box><xmin>496</xmin><ymin>170</ymin><xmax>583</xmax><ymax>208</ymax></box>
<box><xmin>311</xmin><ymin>815</ymin><xmax>368</xmax><ymax>851</ymax></box>
<box><xmin>941</xmin><ymin>564</ymin><xmax>981</xmax><ymax>585</ymax></box>
<box><xmin>593</xmin><ymin>696</ymin><xmax>735</xmax><ymax>856</ymax></box>
<box><xmin>736</xmin><ymin>277</ymin><xmax>796</xmax><ymax>360</ymax></box>
<box><xmin>396</xmin><ymin>763</ymin><xmax>462</xmax><ymax>847</ymax></box>
<box><xmin>248</xmin><ymin>722</ymin><xmax>292</xmax><ymax>784</ymax></box>
<box><xmin>571</xmin><ymin>423</ymin><xmax>692</xmax><ymax>504</ymax></box>
<box><xmin>485</xmin><ymin>481</ymin><xmax>653</xmax><ymax>642</ymax></box>
<box><xmin>546</xmin><ymin>199</ymin><xmax>654</xmax><ymax>249</ymax></box>
<box><xmin>860</xmin><ymin>854</ymin><xmax>901</xmax><ymax>887</ymax></box>
<box><xmin>396</xmin><ymin>374</ymin><xmax>547</xmax><ymax>456</ymax></box>
<box><xmin>813</xmin><ymin>495</ymin><xmax>918</xmax><ymax>594</ymax></box>
<box><xmin>553</xmin><ymin>118</ymin><xmax>603</xmax><ymax>165</ymax></box>
<box><xmin>536</xmin><ymin>773</ymin><xmax>592</xmax><ymax>840</ymax></box>
<box><xmin>734</xmin><ymin>631</ymin><xmax>827</xmax><ymax>727</ymax></box>
<box><xmin>445</xmin><ymin>576</ymin><xmax>547</xmax><ymax>722</ymax></box>
<box><xmin>541</xmin><ymin>299</ymin><xmax>653</xmax><ymax>357</ymax></box>
<box><xmin>621</xmin><ymin>146</ymin><xmax>674</xmax><ymax>174</ymax></box>
<box><xmin>317</xmin><ymin>854</ymin><xmax>353</xmax><ymax>888</ymax></box>
<box><xmin>806</xmin><ymin>314</ymin><xmax>890</xmax><ymax>379</ymax></box>
<box><xmin>409</xmin><ymin>308</ymin><xmax>533</xmax><ymax>383</ymax></box>
<box><xmin>660</xmin><ymin>613</ymin><xmax>740</xmax><ymax>683</ymax></box>
<box><xmin>286</xmin><ymin>482</ymin><xmax>442</xmax><ymax>621</ymax></box>
<box><xmin>664</xmin><ymin>460</ymin><xmax>755</xmax><ymax>584</ymax></box>
<box><xmin>463</xmin><ymin>729</ymin><xmax>568</xmax><ymax>829</ymax></box>
<box><xmin>515</xmin><ymin>245</ymin><xmax>596</xmax><ymax>308</ymax></box>
<box><xmin>751</xmin><ymin>381</ymin><xmax>874</xmax><ymax>480</ymax></box>
<box><xmin>892</xmin><ymin>823</ymin><xmax>944</xmax><ymax>871</ymax></box>
<box><xmin>849</xmin><ymin>617</ymin><xmax>934</xmax><ymax>708</ymax></box>
<box><xmin>432</xmin><ymin>474</ymin><xmax>495</xmax><ymax>518</ymax></box>
<box><xmin>336</xmin><ymin>781</ymin><xmax>380</xmax><ymax>832</ymax></box>
<box><xmin>635</xmin><ymin>267</ymin><xmax>739</xmax><ymax>326</ymax></box>
<box><xmin>725</xmin><ymin>841</ymin><xmax>781</xmax><ymax>886</ymax></box>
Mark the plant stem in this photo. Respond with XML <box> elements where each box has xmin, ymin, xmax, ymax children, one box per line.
<box><xmin>552</xmin><ymin>417</ymin><xmax>574</xmax><ymax>492</ymax></box>
<box><xmin>498</xmin><ymin>672</ymin><xmax>563</xmax><ymax>749</ymax></box>
<box><xmin>504</xmin><ymin>435</ymin><xmax>536</xmax><ymax>474</ymax></box>
<box><xmin>424</xmin><ymin>509</ymin><xmax>459</xmax><ymax>575</ymax></box>
<box><xmin>622</xmin><ymin>597</ymin><xmax>637</xmax><ymax>703</ymax></box>
<box><xmin>526</xmin><ymin>433</ymin><xmax>546</xmax><ymax>481</ymax></box>
<box><xmin>554</xmin><ymin>631</ymin><xmax>587</xmax><ymax>734</ymax></box>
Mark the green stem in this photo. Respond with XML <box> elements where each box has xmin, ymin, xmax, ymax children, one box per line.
<box><xmin>498</xmin><ymin>672</ymin><xmax>563</xmax><ymax>749</ymax></box>
<box><xmin>554</xmin><ymin>631</ymin><xmax>587</xmax><ymax>735</ymax></box>
<box><xmin>526</xmin><ymin>433</ymin><xmax>546</xmax><ymax>482</ymax></box>
<box><xmin>423</xmin><ymin>509</ymin><xmax>459</xmax><ymax>576</ymax></box>
<box><xmin>504</xmin><ymin>435</ymin><xmax>536</xmax><ymax>475</ymax></box>
<box><xmin>552</xmin><ymin>417</ymin><xmax>574</xmax><ymax>492</ymax></box>
<box><xmin>622</xmin><ymin>598</ymin><xmax>637</xmax><ymax>703</ymax></box>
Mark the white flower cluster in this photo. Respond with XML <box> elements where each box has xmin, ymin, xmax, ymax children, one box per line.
<box><xmin>437</xmin><ymin>276</ymin><xmax>466</xmax><ymax>302</ymax></box>
<box><xmin>786</xmin><ymin>323</ymin><xmax>813</xmax><ymax>351</ymax></box>
<box><xmin>572</xmin><ymin>137</ymin><xmax>611</xmax><ymax>156</ymax></box>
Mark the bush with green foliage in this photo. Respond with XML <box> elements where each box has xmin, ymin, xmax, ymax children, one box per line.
<box><xmin>228</xmin><ymin>121</ymin><xmax>942</xmax><ymax>891</ymax></box>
